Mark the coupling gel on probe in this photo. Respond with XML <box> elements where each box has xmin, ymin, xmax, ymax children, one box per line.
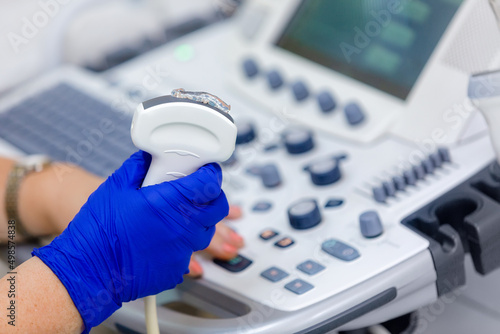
<box><xmin>131</xmin><ymin>88</ymin><xmax>237</xmax><ymax>334</ymax></box>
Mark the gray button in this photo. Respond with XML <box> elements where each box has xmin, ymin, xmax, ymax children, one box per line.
<box><xmin>267</xmin><ymin>70</ymin><xmax>284</xmax><ymax>89</ymax></box>
<box><xmin>383</xmin><ymin>181</ymin><xmax>396</xmax><ymax>197</ymax></box>
<box><xmin>344</xmin><ymin>102</ymin><xmax>365</xmax><ymax>126</ymax></box>
<box><xmin>438</xmin><ymin>147</ymin><xmax>451</xmax><ymax>162</ymax></box>
<box><xmin>253</xmin><ymin>201</ymin><xmax>272</xmax><ymax>212</ymax></box>
<box><xmin>392</xmin><ymin>175</ymin><xmax>406</xmax><ymax>191</ymax></box>
<box><xmin>422</xmin><ymin>158</ymin><xmax>435</xmax><ymax>174</ymax></box>
<box><xmin>260</xmin><ymin>164</ymin><xmax>282</xmax><ymax>188</ymax></box>
<box><xmin>261</xmin><ymin>267</ymin><xmax>288</xmax><ymax>282</ymax></box>
<box><xmin>413</xmin><ymin>165</ymin><xmax>425</xmax><ymax>180</ymax></box>
<box><xmin>243</xmin><ymin>58</ymin><xmax>259</xmax><ymax>78</ymax></box>
<box><xmin>288</xmin><ymin>199</ymin><xmax>322</xmax><ymax>230</ymax></box>
<box><xmin>283</xmin><ymin>128</ymin><xmax>315</xmax><ymax>154</ymax></box>
<box><xmin>292</xmin><ymin>81</ymin><xmax>309</xmax><ymax>101</ymax></box>
<box><xmin>359</xmin><ymin>210</ymin><xmax>384</xmax><ymax>238</ymax></box>
<box><xmin>403</xmin><ymin>169</ymin><xmax>416</xmax><ymax>186</ymax></box>
<box><xmin>430</xmin><ymin>152</ymin><xmax>443</xmax><ymax>168</ymax></box>
<box><xmin>373</xmin><ymin>186</ymin><xmax>386</xmax><ymax>203</ymax></box>
<box><xmin>297</xmin><ymin>260</ymin><xmax>325</xmax><ymax>275</ymax></box>
<box><xmin>285</xmin><ymin>279</ymin><xmax>314</xmax><ymax>295</ymax></box>
<box><xmin>322</xmin><ymin>239</ymin><xmax>360</xmax><ymax>261</ymax></box>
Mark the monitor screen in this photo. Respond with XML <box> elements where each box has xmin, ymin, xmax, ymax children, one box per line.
<box><xmin>276</xmin><ymin>0</ymin><xmax>464</xmax><ymax>100</ymax></box>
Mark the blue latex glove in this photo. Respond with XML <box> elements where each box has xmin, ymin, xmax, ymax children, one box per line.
<box><xmin>32</xmin><ymin>151</ymin><xmax>229</xmax><ymax>333</ymax></box>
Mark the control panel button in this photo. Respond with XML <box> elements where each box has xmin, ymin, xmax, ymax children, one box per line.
<box><xmin>275</xmin><ymin>237</ymin><xmax>295</xmax><ymax>248</ymax></box>
<box><xmin>267</xmin><ymin>70</ymin><xmax>284</xmax><ymax>89</ymax></box>
<box><xmin>359</xmin><ymin>210</ymin><xmax>384</xmax><ymax>238</ymax></box>
<box><xmin>304</xmin><ymin>156</ymin><xmax>343</xmax><ymax>186</ymax></box>
<box><xmin>403</xmin><ymin>169</ymin><xmax>417</xmax><ymax>186</ymax></box>
<box><xmin>253</xmin><ymin>201</ymin><xmax>273</xmax><ymax>212</ymax></box>
<box><xmin>392</xmin><ymin>175</ymin><xmax>406</xmax><ymax>191</ymax></box>
<box><xmin>247</xmin><ymin>164</ymin><xmax>282</xmax><ymax>188</ymax></box>
<box><xmin>292</xmin><ymin>81</ymin><xmax>309</xmax><ymax>101</ymax></box>
<box><xmin>430</xmin><ymin>152</ymin><xmax>443</xmax><ymax>168</ymax></box>
<box><xmin>438</xmin><ymin>147</ymin><xmax>451</xmax><ymax>162</ymax></box>
<box><xmin>325</xmin><ymin>198</ymin><xmax>344</xmax><ymax>208</ymax></box>
<box><xmin>260</xmin><ymin>229</ymin><xmax>279</xmax><ymax>240</ymax></box>
<box><xmin>344</xmin><ymin>102</ymin><xmax>365</xmax><ymax>126</ymax></box>
<box><xmin>214</xmin><ymin>255</ymin><xmax>253</xmax><ymax>273</ymax></box>
<box><xmin>297</xmin><ymin>260</ymin><xmax>325</xmax><ymax>275</ymax></box>
<box><xmin>322</xmin><ymin>239</ymin><xmax>360</xmax><ymax>261</ymax></box>
<box><xmin>283</xmin><ymin>128</ymin><xmax>315</xmax><ymax>154</ymax></box>
<box><xmin>261</xmin><ymin>267</ymin><xmax>289</xmax><ymax>282</ymax></box>
<box><xmin>383</xmin><ymin>180</ymin><xmax>396</xmax><ymax>197</ymax></box>
<box><xmin>373</xmin><ymin>186</ymin><xmax>387</xmax><ymax>203</ymax></box>
<box><xmin>243</xmin><ymin>59</ymin><xmax>259</xmax><ymax>78</ymax></box>
<box><xmin>317</xmin><ymin>91</ymin><xmax>336</xmax><ymax>113</ymax></box>
<box><xmin>422</xmin><ymin>158</ymin><xmax>435</xmax><ymax>174</ymax></box>
<box><xmin>260</xmin><ymin>164</ymin><xmax>282</xmax><ymax>188</ymax></box>
<box><xmin>288</xmin><ymin>199</ymin><xmax>322</xmax><ymax>230</ymax></box>
<box><xmin>285</xmin><ymin>279</ymin><xmax>314</xmax><ymax>295</ymax></box>
<box><xmin>413</xmin><ymin>165</ymin><xmax>425</xmax><ymax>180</ymax></box>
<box><xmin>236</xmin><ymin>120</ymin><xmax>256</xmax><ymax>145</ymax></box>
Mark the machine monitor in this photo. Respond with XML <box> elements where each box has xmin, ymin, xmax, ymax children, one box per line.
<box><xmin>276</xmin><ymin>0</ymin><xmax>464</xmax><ymax>100</ymax></box>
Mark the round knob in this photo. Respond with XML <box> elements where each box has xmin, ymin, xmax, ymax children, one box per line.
<box><xmin>304</xmin><ymin>156</ymin><xmax>342</xmax><ymax>186</ymax></box>
<box><xmin>288</xmin><ymin>199</ymin><xmax>322</xmax><ymax>230</ymax></box>
<box><xmin>283</xmin><ymin>128</ymin><xmax>314</xmax><ymax>154</ymax></box>
<box><xmin>359</xmin><ymin>210</ymin><xmax>383</xmax><ymax>238</ymax></box>
<box><xmin>236</xmin><ymin>120</ymin><xmax>256</xmax><ymax>145</ymax></box>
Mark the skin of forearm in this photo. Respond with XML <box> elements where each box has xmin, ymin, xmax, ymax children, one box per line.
<box><xmin>0</xmin><ymin>257</ymin><xmax>83</xmax><ymax>333</ymax></box>
<box><xmin>0</xmin><ymin>158</ymin><xmax>103</xmax><ymax>242</ymax></box>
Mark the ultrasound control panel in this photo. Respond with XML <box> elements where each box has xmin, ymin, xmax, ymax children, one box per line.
<box><xmin>98</xmin><ymin>1</ymin><xmax>500</xmax><ymax>332</ymax></box>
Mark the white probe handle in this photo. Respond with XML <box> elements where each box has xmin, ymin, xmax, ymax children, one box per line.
<box><xmin>131</xmin><ymin>101</ymin><xmax>237</xmax><ymax>187</ymax></box>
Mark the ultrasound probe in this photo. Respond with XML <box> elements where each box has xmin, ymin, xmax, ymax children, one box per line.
<box><xmin>131</xmin><ymin>89</ymin><xmax>237</xmax><ymax>334</ymax></box>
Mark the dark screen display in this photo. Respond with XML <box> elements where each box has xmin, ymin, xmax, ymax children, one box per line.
<box><xmin>276</xmin><ymin>0</ymin><xmax>463</xmax><ymax>100</ymax></box>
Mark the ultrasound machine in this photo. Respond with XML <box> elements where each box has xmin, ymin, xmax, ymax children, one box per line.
<box><xmin>2</xmin><ymin>0</ymin><xmax>500</xmax><ymax>333</ymax></box>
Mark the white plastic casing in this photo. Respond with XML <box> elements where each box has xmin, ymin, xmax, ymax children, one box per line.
<box><xmin>131</xmin><ymin>100</ymin><xmax>237</xmax><ymax>187</ymax></box>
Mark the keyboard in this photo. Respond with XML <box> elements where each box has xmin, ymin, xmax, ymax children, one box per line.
<box><xmin>0</xmin><ymin>83</ymin><xmax>135</xmax><ymax>177</ymax></box>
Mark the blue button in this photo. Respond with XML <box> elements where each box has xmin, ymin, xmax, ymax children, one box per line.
<box><xmin>373</xmin><ymin>186</ymin><xmax>387</xmax><ymax>203</ymax></box>
<box><xmin>344</xmin><ymin>102</ymin><xmax>365</xmax><ymax>126</ymax></box>
<box><xmin>383</xmin><ymin>181</ymin><xmax>396</xmax><ymax>197</ymax></box>
<box><xmin>243</xmin><ymin>59</ymin><xmax>259</xmax><ymax>78</ymax></box>
<box><xmin>236</xmin><ymin>120</ymin><xmax>256</xmax><ymax>145</ymax></box>
<box><xmin>317</xmin><ymin>91</ymin><xmax>336</xmax><ymax>113</ymax></box>
<box><xmin>214</xmin><ymin>255</ymin><xmax>253</xmax><ymax>273</ymax></box>
<box><xmin>430</xmin><ymin>152</ymin><xmax>443</xmax><ymax>168</ymax></box>
<box><xmin>413</xmin><ymin>165</ymin><xmax>425</xmax><ymax>180</ymax></box>
<box><xmin>403</xmin><ymin>169</ymin><xmax>416</xmax><ymax>186</ymax></box>
<box><xmin>253</xmin><ymin>201</ymin><xmax>272</xmax><ymax>212</ymax></box>
<box><xmin>275</xmin><ymin>237</ymin><xmax>295</xmax><ymax>248</ymax></box>
<box><xmin>260</xmin><ymin>164</ymin><xmax>282</xmax><ymax>188</ymax></box>
<box><xmin>325</xmin><ymin>198</ymin><xmax>344</xmax><ymax>208</ymax></box>
<box><xmin>297</xmin><ymin>260</ymin><xmax>325</xmax><ymax>275</ymax></box>
<box><xmin>438</xmin><ymin>147</ymin><xmax>451</xmax><ymax>162</ymax></box>
<box><xmin>292</xmin><ymin>81</ymin><xmax>309</xmax><ymax>101</ymax></box>
<box><xmin>261</xmin><ymin>267</ymin><xmax>289</xmax><ymax>282</ymax></box>
<box><xmin>288</xmin><ymin>199</ymin><xmax>322</xmax><ymax>230</ymax></box>
<box><xmin>285</xmin><ymin>279</ymin><xmax>314</xmax><ymax>295</ymax></box>
<box><xmin>260</xmin><ymin>229</ymin><xmax>279</xmax><ymax>240</ymax></box>
<box><xmin>283</xmin><ymin>128</ymin><xmax>315</xmax><ymax>154</ymax></box>
<box><xmin>322</xmin><ymin>239</ymin><xmax>360</xmax><ymax>261</ymax></box>
<box><xmin>422</xmin><ymin>158</ymin><xmax>434</xmax><ymax>174</ymax></box>
<box><xmin>304</xmin><ymin>156</ymin><xmax>342</xmax><ymax>186</ymax></box>
<box><xmin>267</xmin><ymin>70</ymin><xmax>284</xmax><ymax>89</ymax></box>
<box><xmin>359</xmin><ymin>210</ymin><xmax>384</xmax><ymax>238</ymax></box>
<box><xmin>392</xmin><ymin>175</ymin><xmax>406</xmax><ymax>191</ymax></box>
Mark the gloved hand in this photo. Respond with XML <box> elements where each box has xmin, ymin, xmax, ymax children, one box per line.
<box><xmin>32</xmin><ymin>151</ymin><xmax>229</xmax><ymax>333</ymax></box>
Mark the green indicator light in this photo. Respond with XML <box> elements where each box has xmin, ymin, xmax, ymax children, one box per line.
<box><xmin>174</xmin><ymin>44</ymin><xmax>194</xmax><ymax>62</ymax></box>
